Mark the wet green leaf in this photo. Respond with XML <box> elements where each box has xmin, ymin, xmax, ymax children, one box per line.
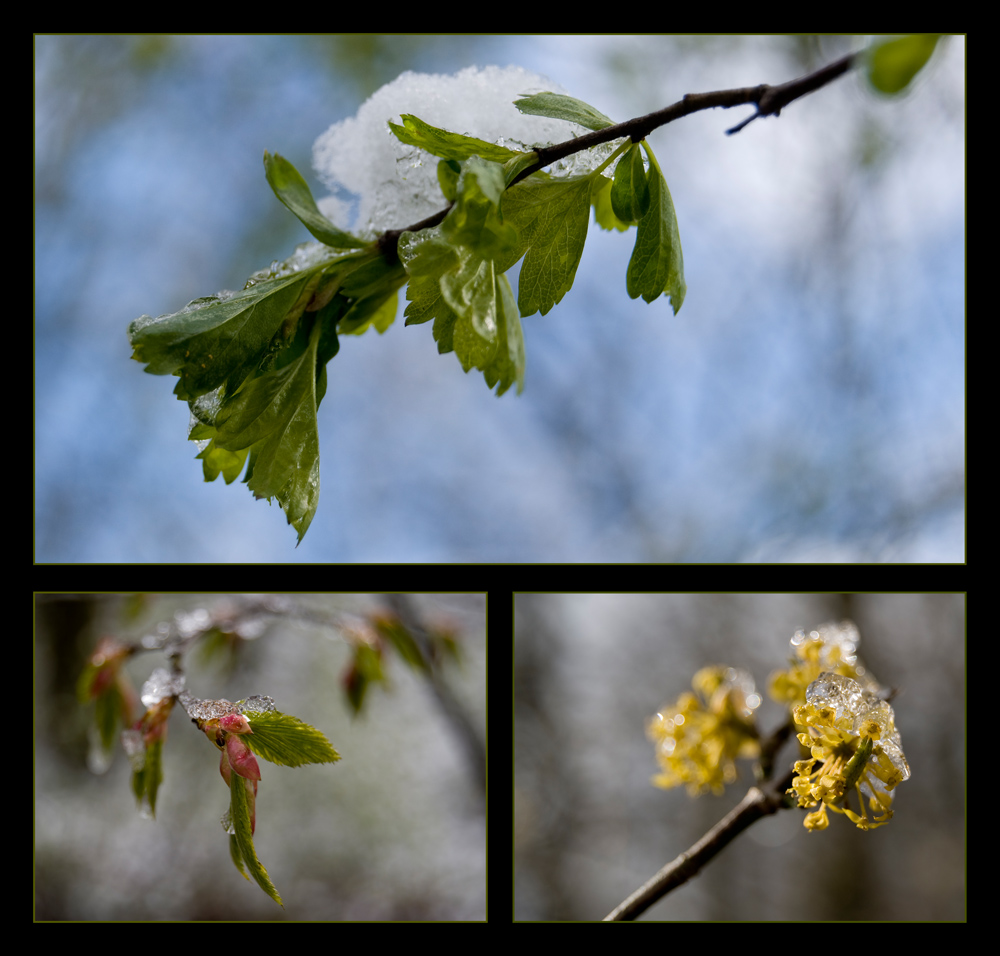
<box><xmin>388</xmin><ymin>114</ymin><xmax>524</xmax><ymax>164</ymax></box>
<box><xmin>241</xmin><ymin>710</ymin><xmax>341</xmax><ymax>768</ymax></box>
<box><xmin>263</xmin><ymin>151</ymin><xmax>365</xmax><ymax>249</ymax></box>
<box><xmin>205</xmin><ymin>312</ymin><xmax>337</xmax><ymax>545</ymax></box>
<box><xmin>441</xmin><ymin>157</ymin><xmax>519</xmax><ymax>262</ymax></box>
<box><xmin>611</xmin><ymin>142</ymin><xmax>650</xmax><ymax>223</ymax></box>
<box><xmin>128</xmin><ymin>270</ymin><xmax>322</xmax><ymax>402</ymax></box>
<box><xmin>626</xmin><ymin>143</ymin><xmax>685</xmax><ymax>312</ymax></box>
<box><xmin>514</xmin><ymin>92</ymin><xmax>616</xmax><ymax>131</ymax></box>
<box><xmin>230</xmin><ymin>769</ymin><xmax>283</xmax><ymax>906</ymax></box>
<box><xmin>501</xmin><ymin>173</ymin><xmax>593</xmax><ymax>316</ymax></box>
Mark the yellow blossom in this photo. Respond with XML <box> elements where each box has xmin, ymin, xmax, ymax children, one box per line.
<box><xmin>786</xmin><ymin>672</ymin><xmax>909</xmax><ymax>831</ymax></box>
<box><xmin>647</xmin><ymin>665</ymin><xmax>761</xmax><ymax>796</ymax></box>
<box><xmin>768</xmin><ymin>620</ymin><xmax>879</xmax><ymax>709</ymax></box>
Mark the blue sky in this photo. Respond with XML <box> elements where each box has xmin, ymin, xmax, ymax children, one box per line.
<box><xmin>35</xmin><ymin>36</ymin><xmax>964</xmax><ymax>562</ymax></box>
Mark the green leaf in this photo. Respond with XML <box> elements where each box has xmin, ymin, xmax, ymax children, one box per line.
<box><xmin>388</xmin><ymin>114</ymin><xmax>524</xmax><ymax>164</ymax></box>
<box><xmin>440</xmin><ymin>157</ymin><xmax>520</xmax><ymax>262</ymax></box>
<box><xmin>610</xmin><ymin>143</ymin><xmax>650</xmax><ymax>223</ymax></box>
<box><xmin>591</xmin><ymin>176</ymin><xmax>631</xmax><ymax>233</ymax></box>
<box><xmin>128</xmin><ymin>268</ymin><xmax>326</xmax><ymax>402</ymax></box>
<box><xmin>241</xmin><ymin>710</ymin><xmax>341</xmax><ymax>768</ymax></box>
<box><xmin>229</xmin><ymin>834</ymin><xmax>249</xmax><ymax>881</ymax></box>
<box><xmin>502</xmin><ymin>150</ymin><xmax>541</xmax><ymax>188</ymax></box>
<box><xmin>625</xmin><ymin>143</ymin><xmax>685</xmax><ymax>313</ymax></box>
<box><xmin>514</xmin><ymin>92</ymin><xmax>616</xmax><ymax>131</ymax></box>
<box><xmin>483</xmin><ymin>272</ymin><xmax>524</xmax><ymax>397</ymax></box>
<box><xmin>193</xmin><ymin>431</ymin><xmax>249</xmax><ymax>484</ymax></box>
<box><xmin>398</xmin><ymin>231</ymin><xmax>524</xmax><ymax>396</ymax></box>
<box><xmin>263</xmin><ymin>151</ymin><xmax>365</xmax><ymax>249</ymax></box>
<box><xmin>866</xmin><ymin>35</ymin><xmax>941</xmax><ymax>95</ymax></box>
<box><xmin>230</xmin><ymin>770</ymin><xmax>283</xmax><ymax>906</ymax></box>
<box><xmin>500</xmin><ymin>173</ymin><xmax>593</xmax><ymax>316</ymax></box>
<box><xmin>337</xmin><ymin>288</ymin><xmax>400</xmax><ymax>337</ymax></box>
<box><xmin>437</xmin><ymin>159</ymin><xmax>461</xmax><ymax>201</ymax></box>
<box><xmin>208</xmin><ymin>310</ymin><xmax>338</xmax><ymax>544</ymax></box>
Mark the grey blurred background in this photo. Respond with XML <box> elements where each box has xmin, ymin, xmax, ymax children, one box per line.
<box><xmin>35</xmin><ymin>35</ymin><xmax>964</xmax><ymax>562</ymax></box>
<box><xmin>35</xmin><ymin>593</ymin><xmax>485</xmax><ymax>920</ymax></box>
<box><xmin>514</xmin><ymin>593</ymin><xmax>964</xmax><ymax>920</ymax></box>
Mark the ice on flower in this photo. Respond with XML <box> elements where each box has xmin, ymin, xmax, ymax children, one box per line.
<box><xmin>140</xmin><ymin>667</ymin><xmax>185</xmax><ymax>708</ymax></box>
<box><xmin>792</xmin><ymin>621</ymin><xmax>860</xmax><ymax>669</ymax></box>
<box><xmin>804</xmin><ymin>672</ymin><xmax>910</xmax><ymax>786</ymax></box>
<box><xmin>312</xmin><ymin>65</ymin><xmax>594</xmax><ymax>238</ymax></box>
<box><xmin>769</xmin><ymin>620</ymin><xmax>881</xmax><ymax>708</ymax></box>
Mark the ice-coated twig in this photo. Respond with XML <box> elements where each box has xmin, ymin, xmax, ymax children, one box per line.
<box><xmin>177</xmin><ymin>691</ymin><xmax>277</xmax><ymax>721</ymax></box>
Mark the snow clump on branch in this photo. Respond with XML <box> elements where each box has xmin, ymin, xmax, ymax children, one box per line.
<box><xmin>312</xmin><ymin>65</ymin><xmax>591</xmax><ymax>239</ymax></box>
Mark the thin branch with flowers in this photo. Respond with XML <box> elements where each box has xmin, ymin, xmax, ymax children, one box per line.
<box><xmin>605</xmin><ymin>621</ymin><xmax>910</xmax><ymax>921</ymax></box>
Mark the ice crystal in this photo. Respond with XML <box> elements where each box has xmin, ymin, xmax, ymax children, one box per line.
<box><xmin>121</xmin><ymin>728</ymin><xmax>146</xmax><ymax>773</ymax></box>
<box><xmin>141</xmin><ymin>667</ymin><xmax>185</xmax><ymax>708</ymax></box>
<box><xmin>805</xmin><ymin>672</ymin><xmax>910</xmax><ymax>785</ymax></box>
<box><xmin>792</xmin><ymin>621</ymin><xmax>860</xmax><ymax>668</ymax></box>
<box><xmin>178</xmin><ymin>691</ymin><xmax>276</xmax><ymax>720</ymax></box>
<box><xmin>175</xmin><ymin>608</ymin><xmax>212</xmax><ymax>639</ymax></box>
<box><xmin>236</xmin><ymin>695</ymin><xmax>276</xmax><ymax>714</ymax></box>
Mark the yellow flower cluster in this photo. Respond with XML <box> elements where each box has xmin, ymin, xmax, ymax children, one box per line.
<box><xmin>646</xmin><ymin>622</ymin><xmax>910</xmax><ymax>833</ymax></box>
<box><xmin>786</xmin><ymin>672</ymin><xmax>909</xmax><ymax>831</ymax></box>
<box><xmin>646</xmin><ymin>665</ymin><xmax>761</xmax><ymax>796</ymax></box>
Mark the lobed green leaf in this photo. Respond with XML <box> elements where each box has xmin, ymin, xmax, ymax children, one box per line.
<box><xmin>440</xmin><ymin>157</ymin><xmax>520</xmax><ymax>262</ymax></box>
<box><xmin>399</xmin><ymin>231</ymin><xmax>524</xmax><ymax>396</ymax></box>
<box><xmin>500</xmin><ymin>173</ymin><xmax>593</xmax><ymax>316</ymax></box>
<box><xmin>207</xmin><ymin>312</ymin><xmax>338</xmax><ymax>545</ymax></box>
<box><xmin>128</xmin><ymin>270</ymin><xmax>323</xmax><ymax>402</ymax></box>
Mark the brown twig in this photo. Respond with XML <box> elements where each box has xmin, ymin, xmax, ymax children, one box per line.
<box><xmin>603</xmin><ymin>766</ymin><xmax>797</xmax><ymax>921</ymax></box>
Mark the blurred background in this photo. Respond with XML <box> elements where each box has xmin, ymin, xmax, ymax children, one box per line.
<box><xmin>35</xmin><ymin>593</ymin><xmax>485</xmax><ymax>920</ymax></box>
<box><xmin>35</xmin><ymin>36</ymin><xmax>964</xmax><ymax>561</ymax></box>
<box><xmin>514</xmin><ymin>593</ymin><xmax>965</xmax><ymax>920</ymax></box>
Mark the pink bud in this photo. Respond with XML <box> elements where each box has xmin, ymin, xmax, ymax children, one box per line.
<box><xmin>219</xmin><ymin>713</ymin><xmax>252</xmax><ymax>735</ymax></box>
<box><xmin>226</xmin><ymin>733</ymin><xmax>261</xmax><ymax>783</ymax></box>
<box><xmin>219</xmin><ymin>752</ymin><xmax>257</xmax><ymax>833</ymax></box>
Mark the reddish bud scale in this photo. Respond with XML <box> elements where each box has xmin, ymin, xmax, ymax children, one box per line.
<box><xmin>219</xmin><ymin>713</ymin><xmax>253</xmax><ymax>735</ymax></box>
<box><xmin>226</xmin><ymin>733</ymin><xmax>261</xmax><ymax>783</ymax></box>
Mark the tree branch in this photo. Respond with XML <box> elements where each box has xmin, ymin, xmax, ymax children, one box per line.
<box><xmin>603</xmin><ymin>767</ymin><xmax>796</xmax><ymax>921</ymax></box>
<box><xmin>379</xmin><ymin>51</ymin><xmax>858</xmax><ymax>260</ymax></box>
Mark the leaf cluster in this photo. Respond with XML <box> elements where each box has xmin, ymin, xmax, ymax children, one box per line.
<box><xmin>127</xmin><ymin>90</ymin><xmax>687</xmax><ymax>541</ymax></box>
<box><xmin>128</xmin><ymin>153</ymin><xmax>404</xmax><ymax>544</ymax></box>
